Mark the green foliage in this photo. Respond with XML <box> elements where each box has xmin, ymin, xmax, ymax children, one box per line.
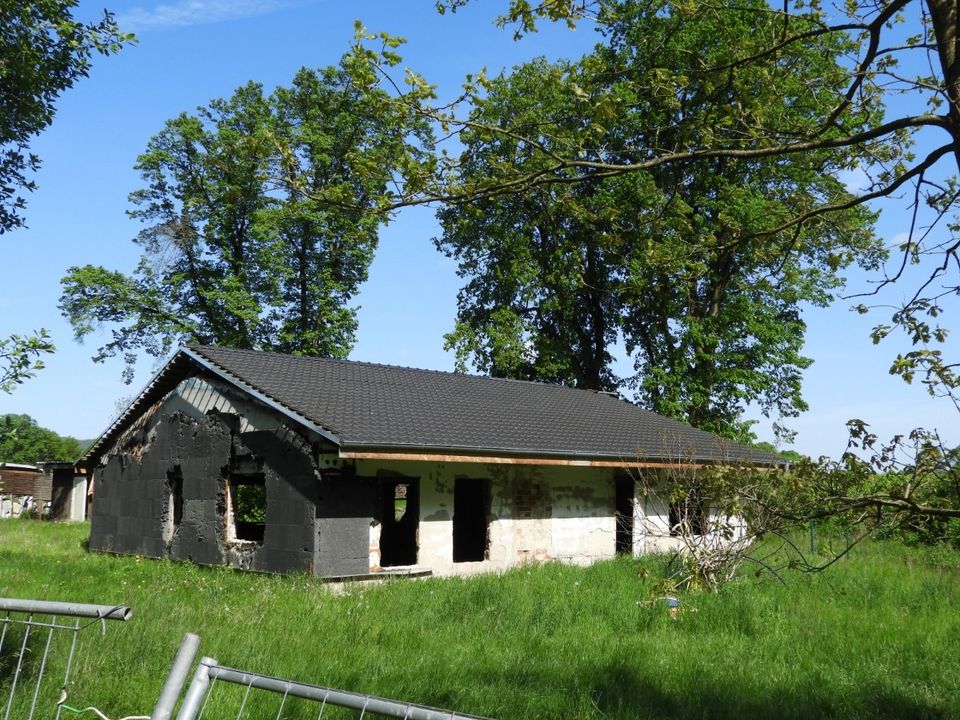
<box><xmin>233</xmin><ymin>483</ymin><xmax>266</xmax><ymax>524</ymax></box>
<box><xmin>0</xmin><ymin>0</ymin><xmax>133</xmax><ymax>234</ymax></box>
<box><xmin>1</xmin><ymin>522</ymin><xmax>959</xmax><ymax>719</ymax></box>
<box><xmin>0</xmin><ymin>413</ymin><xmax>85</xmax><ymax>462</ymax></box>
<box><xmin>436</xmin><ymin>0</ymin><xmax>883</xmax><ymax>441</ymax></box>
<box><xmin>60</xmin><ymin>54</ymin><xmax>433</xmax><ymax>381</ymax></box>
<box><xmin>0</xmin><ymin>329</ymin><xmax>55</xmax><ymax>393</ymax></box>
<box><xmin>429</xmin><ymin>0</ymin><xmax>960</xmax><ymax>427</ymax></box>
<box><xmin>752</xmin><ymin>442</ymin><xmax>806</xmax><ymax>464</ymax></box>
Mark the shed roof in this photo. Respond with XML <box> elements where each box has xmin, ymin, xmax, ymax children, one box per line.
<box><xmin>82</xmin><ymin>345</ymin><xmax>782</xmax><ymax>467</ymax></box>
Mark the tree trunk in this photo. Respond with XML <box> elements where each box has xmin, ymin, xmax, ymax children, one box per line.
<box><xmin>927</xmin><ymin>0</ymin><xmax>960</xmax><ymax>173</ymax></box>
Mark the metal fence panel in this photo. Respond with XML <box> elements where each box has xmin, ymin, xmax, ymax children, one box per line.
<box><xmin>175</xmin><ymin>656</ymin><xmax>493</xmax><ymax>720</ymax></box>
<box><xmin>0</xmin><ymin>599</ymin><xmax>132</xmax><ymax>720</ymax></box>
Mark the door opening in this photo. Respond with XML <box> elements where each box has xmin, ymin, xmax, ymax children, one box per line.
<box><xmin>615</xmin><ymin>475</ymin><xmax>634</xmax><ymax>554</ymax></box>
<box><xmin>453</xmin><ymin>478</ymin><xmax>490</xmax><ymax>563</ymax></box>
<box><xmin>379</xmin><ymin>479</ymin><xmax>419</xmax><ymax>566</ymax></box>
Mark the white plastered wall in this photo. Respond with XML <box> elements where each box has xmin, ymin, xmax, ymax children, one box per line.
<box><xmin>352</xmin><ymin>459</ymin><xmax>622</xmax><ymax>577</ymax></box>
<box><xmin>634</xmin><ymin>471</ymin><xmax>749</xmax><ymax>554</ymax></box>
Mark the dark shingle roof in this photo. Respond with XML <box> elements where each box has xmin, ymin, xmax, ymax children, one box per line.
<box><xmin>185</xmin><ymin>345</ymin><xmax>780</xmax><ymax>465</ymax></box>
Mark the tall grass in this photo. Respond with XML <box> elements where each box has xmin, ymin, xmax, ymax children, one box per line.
<box><xmin>0</xmin><ymin>520</ymin><xmax>957</xmax><ymax>719</ymax></box>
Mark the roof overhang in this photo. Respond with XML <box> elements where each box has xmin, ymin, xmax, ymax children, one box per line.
<box><xmin>78</xmin><ymin>347</ymin><xmax>343</xmax><ymax>469</ymax></box>
<box><xmin>337</xmin><ymin>443</ymin><xmax>784</xmax><ymax>470</ymax></box>
<box><xmin>338</xmin><ymin>450</ymin><xmax>707</xmax><ymax>469</ymax></box>
<box><xmin>181</xmin><ymin>347</ymin><xmax>341</xmax><ymax>447</ymax></box>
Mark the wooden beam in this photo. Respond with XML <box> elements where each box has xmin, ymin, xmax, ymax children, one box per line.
<box><xmin>337</xmin><ymin>450</ymin><xmax>706</xmax><ymax>469</ymax></box>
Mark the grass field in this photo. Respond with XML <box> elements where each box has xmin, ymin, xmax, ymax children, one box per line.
<box><xmin>0</xmin><ymin>520</ymin><xmax>958</xmax><ymax>719</ymax></box>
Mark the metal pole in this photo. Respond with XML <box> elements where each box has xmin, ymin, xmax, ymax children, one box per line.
<box><xmin>0</xmin><ymin>599</ymin><xmax>132</xmax><ymax>621</ymax></box>
<box><xmin>809</xmin><ymin>520</ymin><xmax>815</xmax><ymax>554</ymax></box>
<box><xmin>208</xmin><ymin>665</ymin><xmax>492</xmax><ymax>720</ymax></box>
<box><xmin>175</xmin><ymin>657</ymin><xmax>215</xmax><ymax>720</ymax></box>
<box><xmin>151</xmin><ymin>633</ymin><xmax>201</xmax><ymax>720</ymax></box>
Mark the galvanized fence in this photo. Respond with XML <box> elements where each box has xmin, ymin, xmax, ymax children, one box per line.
<box><xmin>2</xmin><ymin>600</ymin><xmax>490</xmax><ymax>720</ymax></box>
<box><xmin>0</xmin><ymin>599</ymin><xmax>132</xmax><ymax>720</ymax></box>
<box><xmin>170</xmin><ymin>655</ymin><xmax>491</xmax><ymax>720</ymax></box>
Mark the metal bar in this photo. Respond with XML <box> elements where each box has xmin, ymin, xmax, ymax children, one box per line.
<box><xmin>207</xmin><ymin>666</ymin><xmax>492</xmax><ymax>720</ymax></box>
<box><xmin>27</xmin><ymin>618</ymin><xmax>57</xmax><ymax>720</ymax></box>
<box><xmin>235</xmin><ymin>676</ymin><xmax>254</xmax><ymax>720</ymax></box>
<box><xmin>53</xmin><ymin>618</ymin><xmax>81</xmax><ymax>720</ymax></box>
<box><xmin>1</xmin><ymin>617</ymin><xmax>95</xmax><ymax>632</ymax></box>
<box><xmin>151</xmin><ymin>633</ymin><xmax>202</xmax><ymax>720</ymax></box>
<box><xmin>175</xmin><ymin>657</ymin><xmax>215</xmax><ymax>720</ymax></box>
<box><xmin>0</xmin><ymin>599</ymin><xmax>132</xmax><ymax>622</ymax></box>
<box><xmin>3</xmin><ymin>615</ymin><xmax>33</xmax><ymax>720</ymax></box>
<box><xmin>0</xmin><ymin>612</ymin><xmax>9</xmax><ymax>655</ymax></box>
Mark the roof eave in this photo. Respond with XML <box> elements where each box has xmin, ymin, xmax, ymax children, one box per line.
<box><xmin>78</xmin><ymin>347</ymin><xmax>344</xmax><ymax>469</ymax></box>
<box><xmin>337</xmin><ymin>442</ymin><xmax>785</xmax><ymax>469</ymax></box>
<box><xmin>180</xmin><ymin>347</ymin><xmax>342</xmax><ymax>448</ymax></box>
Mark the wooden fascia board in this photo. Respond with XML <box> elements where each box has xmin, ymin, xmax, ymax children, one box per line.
<box><xmin>337</xmin><ymin>450</ymin><xmax>708</xmax><ymax>470</ymax></box>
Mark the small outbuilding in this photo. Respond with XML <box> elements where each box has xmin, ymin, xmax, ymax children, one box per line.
<box><xmin>0</xmin><ymin>463</ymin><xmax>48</xmax><ymax>517</ymax></box>
<box><xmin>79</xmin><ymin>346</ymin><xmax>779</xmax><ymax>577</ymax></box>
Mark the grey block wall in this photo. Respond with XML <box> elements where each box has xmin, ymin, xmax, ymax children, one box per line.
<box><xmin>90</xmin><ymin>411</ymin><xmax>323</xmax><ymax>575</ymax></box>
<box><xmin>239</xmin><ymin>429</ymin><xmax>318</xmax><ymax>574</ymax></box>
<box><xmin>314</xmin><ymin>474</ymin><xmax>376</xmax><ymax>576</ymax></box>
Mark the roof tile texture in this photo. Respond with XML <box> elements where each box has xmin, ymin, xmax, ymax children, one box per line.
<box><xmin>189</xmin><ymin>346</ymin><xmax>780</xmax><ymax>465</ymax></box>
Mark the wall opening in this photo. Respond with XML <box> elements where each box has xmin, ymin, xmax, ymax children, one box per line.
<box><xmin>164</xmin><ymin>467</ymin><xmax>183</xmax><ymax>542</ymax></box>
<box><xmin>453</xmin><ymin>478</ymin><xmax>490</xmax><ymax>563</ymax></box>
<box><xmin>379</xmin><ymin>479</ymin><xmax>418</xmax><ymax>567</ymax></box>
<box><xmin>228</xmin><ymin>473</ymin><xmax>267</xmax><ymax>544</ymax></box>
<box><xmin>615</xmin><ymin>475</ymin><xmax>635</xmax><ymax>554</ymax></box>
<box><xmin>668</xmin><ymin>487</ymin><xmax>708</xmax><ymax>537</ymax></box>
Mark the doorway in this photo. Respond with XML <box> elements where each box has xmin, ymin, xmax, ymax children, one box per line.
<box><xmin>379</xmin><ymin>479</ymin><xmax>419</xmax><ymax>566</ymax></box>
<box><xmin>615</xmin><ymin>475</ymin><xmax>634</xmax><ymax>554</ymax></box>
<box><xmin>453</xmin><ymin>478</ymin><xmax>490</xmax><ymax>563</ymax></box>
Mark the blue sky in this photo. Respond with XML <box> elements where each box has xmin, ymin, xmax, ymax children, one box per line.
<box><xmin>1</xmin><ymin>0</ymin><xmax>957</xmax><ymax>458</ymax></box>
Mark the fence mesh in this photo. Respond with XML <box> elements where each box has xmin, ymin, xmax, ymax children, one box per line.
<box><xmin>176</xmin><ymin>658</ymin><xmax>491</xmax><ymax>720</ymax></box>
<box><xmin>0</xmin><ymin>600</ymin><xmax>131</xmax><ymax>720</ymax></box>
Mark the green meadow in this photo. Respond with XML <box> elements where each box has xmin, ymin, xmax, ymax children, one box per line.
<box><xmin>0</xmin><ymin>520</ymin><xmax>957</xmax><ymax>719</ymax></box>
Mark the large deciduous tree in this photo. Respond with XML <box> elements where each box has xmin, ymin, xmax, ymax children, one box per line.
<box><xmin>0</xmin><ymin>0</ymin><xmax>131</xmax><ymax>234</ymax></box>
<box><xmin>437</xmin><ymin>3</ymin><xmax>883</xmax><ymax>441</ymax></box>
<box><xmin>345</xmin><ymin>0</ymin><xmax>955</xmax><ymax>415</ymax></box>
<box><xmin>1</xmin><ymin>1</ymin><xmax>130</xmax><ymax>392</ymax></box>
<box><xmin>60</xmin><ymin>55</ymin><xmax>432</xmax><ymax>380</ymax></box>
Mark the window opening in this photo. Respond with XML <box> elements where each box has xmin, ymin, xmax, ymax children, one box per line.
<box><xmin>229</xmin><ymin>473</ymin><xmax>266</xmax><ymax>544</ymax></box>
<box><xmin>164</xmin><ymin>467</ymin><xmax>184</xmax><ymax>542</ymax></box>
<box><xmin>668</xmin><ymin>488</ymin><xmax>708</xmax><ymax>537</ymax></box>
<box><xmin>394</xmin><ymin>482</ymin><xmax>407</xmax><ymax>521</ymax></box>
<box><xmin>453</xmin><ymin>478</ymin><xmax>490</xmax><ymax>563</ymax></box>
<box><xmin>379</xmin><ymin>479</ymin><xmax>418</xmax><ymax>567</ymax></box>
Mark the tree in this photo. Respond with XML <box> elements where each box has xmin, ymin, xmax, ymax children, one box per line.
<box><xmin>437</xmin><ymin>4</ymin><xmax>883</xmax><ymax>441</ymax></box>
<box><xmin>0</xmin><ymin>330</ymin><xmax>55</xmax><ymax>394</ymax></box>
<box><xmin>1</xmin><ymin>1</ymin><xmax>132</xmax><ymax>234</ymax></box>
<box><xmin>0</xmin><ymin>414</ymin><xmax>85</xmax><ymax>462</ymax></box>
<box><xmin>1</xmin><ymin>1</ymin><xmax>131</xmax><ymax>391</ymax></box>
<box><xmin>60</xmin><ymin>55</ymin><xmax>433</xmax><ymax>380</ymax></box>
<box><xmin>337</xmin><ymin>1</ymin><xmax>958</xmax><ymax>417</ymax></box>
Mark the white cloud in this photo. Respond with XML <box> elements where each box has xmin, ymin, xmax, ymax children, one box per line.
<box><xmin>119</xmin><ymin>0</ymin><xmax>295</xmax><ymax>31</ymax></box>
